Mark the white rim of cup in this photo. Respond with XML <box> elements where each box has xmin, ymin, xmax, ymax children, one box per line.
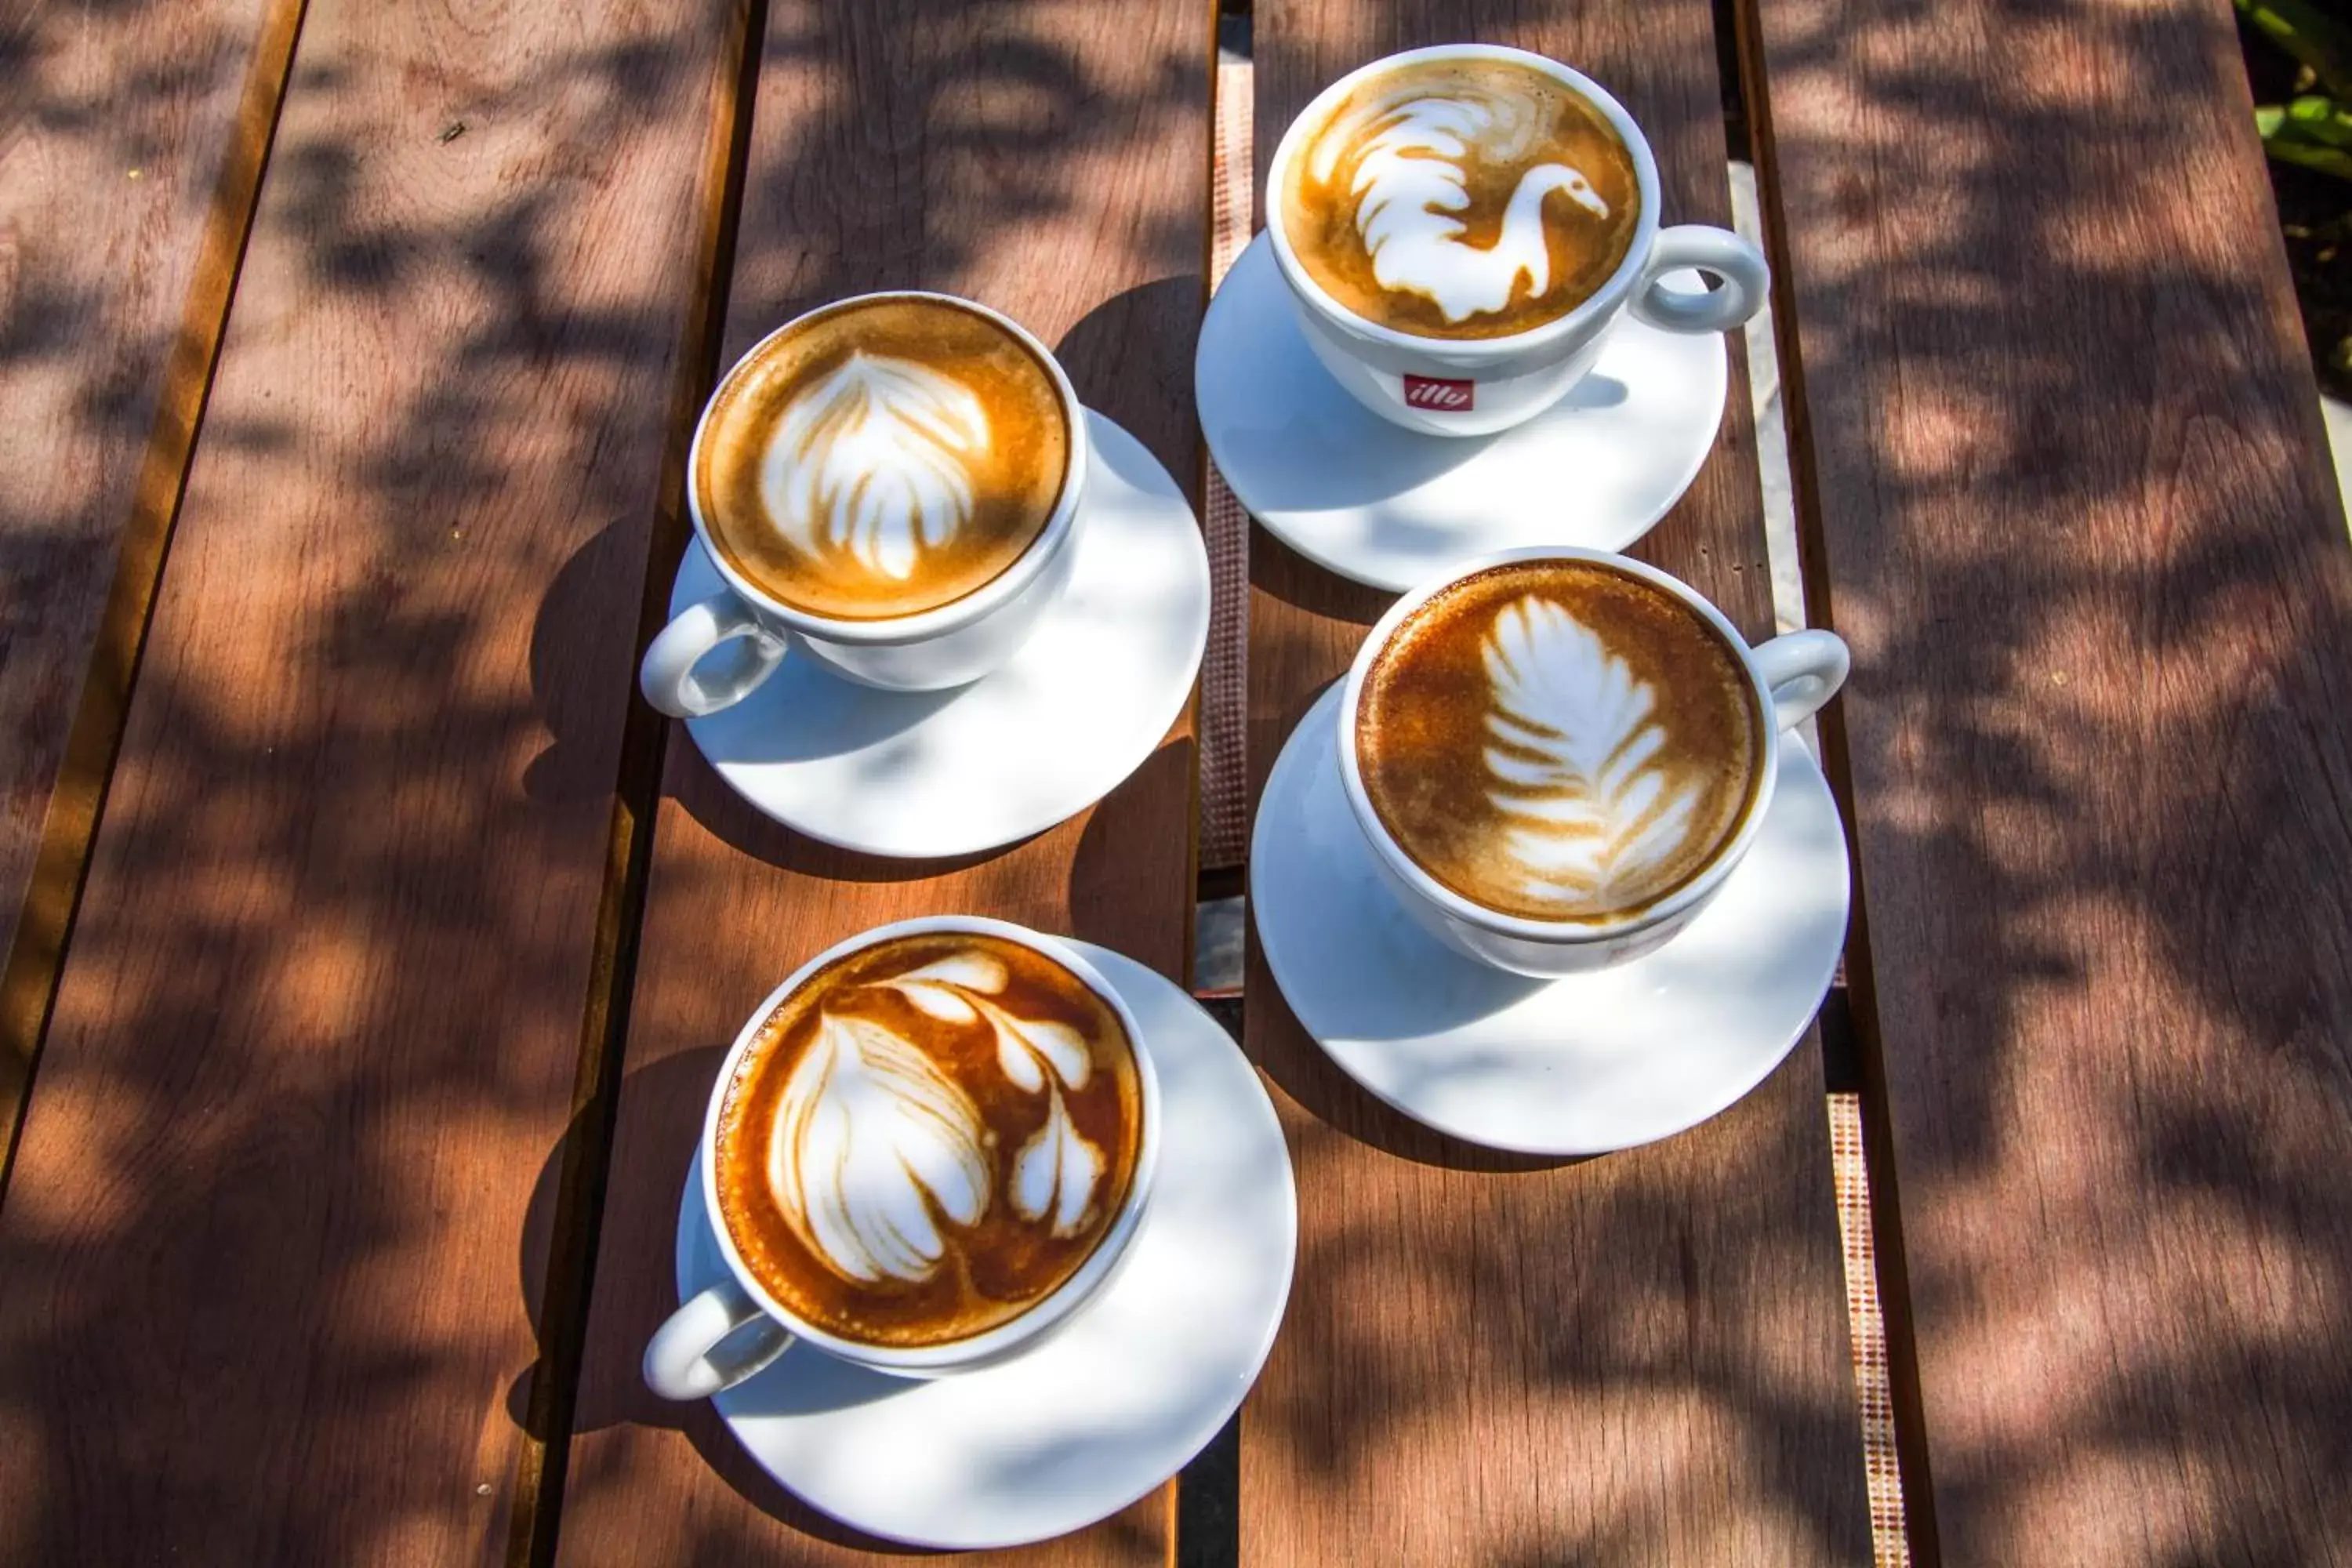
<box><xmin>694</xmin><ymin>915</ymin><xmax>1163</xmax><ymax>1374</ymax></box>
<box><xmin>1337</xmin><ymin>546</ymin><xmax>1784</xmax><ymax>946</ymax></box>
<box><xmin>683</xmin><ymin>292</ymin><xmax>1090</xmax><ymax>648</ymax></box>
<box><xmin>1263</xmin><ymin>43</ymin><xmax>1666</xmax><ymax>361</ymax></box>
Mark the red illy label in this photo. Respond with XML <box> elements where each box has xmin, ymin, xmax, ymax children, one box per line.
<box><xmin>1403</xmin><ymin>374</ymin><xmax>1475</xmax><ymax>412</ymax></box>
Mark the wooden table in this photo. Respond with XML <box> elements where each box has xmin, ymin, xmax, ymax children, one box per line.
<box><xmin>2</xmin><ymin>0</ymin><xmax>2348</xmax><ymax>1562</ymax></box>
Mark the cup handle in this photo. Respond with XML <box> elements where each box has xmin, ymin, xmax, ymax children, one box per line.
<box><xmin>1631</xmin><ymin>225</ymin><xmax>1771</xmax><ymax>335</ymax></box>
<box><xmin>639</xmin><ymin>590</ymin><xmax>787</xmax><ymax>717</ymax></box>
<box><xmin>643</xmin><ymin>1275</ymin><xmax>795</xmax><ymax>1400</ymax></box>
<box><xmin>1751</xmin><ymin>628</ymin><xmax>1851</xmax><ymax>730</ymax></box>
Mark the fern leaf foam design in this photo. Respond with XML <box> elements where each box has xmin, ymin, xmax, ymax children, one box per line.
<box><xmin>1480</xmin><ymin>597</ymin><xmax>1702</xmax><ymax>911</ymax></box>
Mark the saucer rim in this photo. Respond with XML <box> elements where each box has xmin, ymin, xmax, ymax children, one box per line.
<box><xmin>673</xmin><ymin>408</ymin><xmax>1210</xmax><ymax>858</ymax></box>
<box><xmin>1196</xmin><ymin>231</ymin><xmax>1730</xmax><ymax>592</ymax></box>
<box><xmin>677</xmin><ymin>942</ymin><xmax>1300</xmax><ymax>1550</ymax></box>
<box><xmin>1251</xmin><ymin>683</ymin><xmax>1850</xmax><ymax>1156</ymax></box>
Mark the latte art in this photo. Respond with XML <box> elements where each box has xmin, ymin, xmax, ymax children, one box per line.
<box><xmin>1356</xmin><ymin>560</ymin><xmax>1762</xmax><ymax>923</ymax></box>
<box><xmin>715</xmin><ymin>932</ymin><xmax>1142</xmax><ymax>1348</ymax></box>
<box><xmin>772</xmin><ymin>1012</ymin><xmax>991</xmax><ymax>1286</ymax></box>
<box><xmin>1281</xmin><ymin>56</ymin><xmax>1640</xmax><ymax>340</ymax></box>
<box><xmin>1482</xmin><ymin>597</ymin><xmax>1702</xmax><ymax>907</ymax></box>
<box><xmin>697</xmin><ymin>296</ymin><xmax>1070</xmax><ymax>621</ymax></box>
<box><xmin>764</xmin><ymin>353</ymin><xmax>988</xmax><ymax>582</ymax></box>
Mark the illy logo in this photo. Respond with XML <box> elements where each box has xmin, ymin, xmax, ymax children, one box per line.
<box><xmin>1403</xmin><ymin>374</ymin><xmax>1475</xmax><ymax>412</ymax></box>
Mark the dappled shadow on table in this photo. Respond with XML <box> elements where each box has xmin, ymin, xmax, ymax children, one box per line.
<box><xmin>1748</xmin><ymin>0</ymin><xmax>2352</xmax><ymax>1559</ymax></box>
<box><xmin>0</xmin><ymin>3</ymin><xmax>759</xmax><ymax>1563</ymax></box>
<box><xmin>553</xmin><ymin>1</ymin><xmax>1207</xmax><ymax>1564</ymax></box>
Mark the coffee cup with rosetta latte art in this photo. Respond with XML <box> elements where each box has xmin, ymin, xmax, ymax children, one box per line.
<box><xmin>1267</xmin><ymin>44</ymin><xmax>1770</xmax><ymax>437</ymax></box>
<box><xmin>644</xmin><ymin>916</ymin><xmax>1159</xmax><ymax>1396</ymax></box>
<box><xmin>1339</xmin><ymin>548</ymin><xmax>1849</xmax><ymax>976</ymax></box>
<box><xmin>640</xmin><ymin>292</ymin><xmax>1087</xmax><ymax>716</ymax></box>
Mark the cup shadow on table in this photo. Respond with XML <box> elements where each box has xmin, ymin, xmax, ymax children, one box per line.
<box><xmin>523</xmin><ymin>514</ymin><xmax>673</xmax><ymax>808</ymax></box>
<box><xmin>1053</xmin><ymin>274</ymin><xmax>1205</xmax><ymax>493</ymax></box>
<box><xmin>524</xmin><ymin>1046</ymin><xmax>946</xmax><ymax>1556</ymax></box>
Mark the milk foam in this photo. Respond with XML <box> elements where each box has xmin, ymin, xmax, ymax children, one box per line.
<box><xmin>764</xmin><ymin>945</ymin><xmax>1110</xmax><ymax>1289</ymax></box>
<box><xmin>759</xmin><ymin>351</ymin><xmax>990</xmax><ymax>581</ymax></box>
<box><xmin>1313</xmin><ymin>80</ymin><xmax>1611</xmax><ymax>325</ymax></box>
<box><xmin>1480</xmin><ymin>596</ymin><xmax>1704</xmax><ymax>907</ymax></box>
<box><xmin>770</xmin><ymin>1011</ymin><xmax>990</xmax><ymax>1285</ymax></box>
<box><xmin>1356</xmin><ymin>560</ymin><xmax>1761</xmax><ymax>924</ymax></box>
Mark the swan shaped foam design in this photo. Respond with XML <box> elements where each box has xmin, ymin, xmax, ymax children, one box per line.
<box><xmin>759</xmin><ymin>351</ymin><xmax>990</xmax><ymax>579</ymax></box>
<box><xmin>1312</xmin><ymin>85</ymin><xmax>1611</xmax><ymax>325</ymax></box>
<box><xmin>1481</xmin><ymin>597</ymin><xmax>1702</xmax><ymax>906</ymax></box>
<box><xmin>769</xmin><ymin>1011</ymin><xmax>992</xmax><ymax>1285</ymax></box>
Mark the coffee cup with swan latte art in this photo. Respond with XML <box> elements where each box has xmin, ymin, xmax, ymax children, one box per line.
<box><xmin>641</xmin><ymin>292</ymin><xmax>1089</xmax><ymax>717</ymax></box>
<box><xmin>1339</xmin><ymin>549</ymin><xmax>1851</xmax><ymax>977</ymax></box>
<box><xmin>645</xmin><ymin>917</ymin><xmax>1159</xmax><ymax>1395</ymax></box>
<box><xmin>1265</xmin><ymin>44</ymin><xmax>1773</xmax><ymax>437</ymax></box>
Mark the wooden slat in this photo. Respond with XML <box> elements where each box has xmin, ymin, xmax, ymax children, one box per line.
<box><xmin>0</xmin><ymin>0</ymin><xmax>746</xmax><ymax>1559</ymax></box>
<box><xmin>553</xmin><ymin>2</ymin><xmax>1210</xmax><ymax>1562</ymax></box>
<box><xmin>1240</xmin><ymin>5</ymin><xmax>1873</xmax><ymax>1562</ymax></box>
<box><xmin>1740</xmin><ymin>0</ymin><xmax>2352</xmax><ymax>1559</ymax></box>
<box><xmin>0</xmin><ymin>0</ymin><xmax>301</xmax><ymax>1187</ymax></box>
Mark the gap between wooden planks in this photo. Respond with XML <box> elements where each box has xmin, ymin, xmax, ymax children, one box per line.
<box><xmin>0</xmin><ymin>0</ymin><xmax>307</xmax><ymax>1205</ymax></box>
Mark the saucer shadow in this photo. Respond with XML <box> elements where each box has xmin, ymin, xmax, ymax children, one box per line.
<box><xmin>1243</xmin><ymin>930</ymin><xmax>1584</xmax><ymax>1175</ymax></box>
<box><xmin>530</xmin><ymin>1046</ymin><xmax>947</xmax><ymax>1556</ymax></box>
<box><xmin>524</xmin><ymin>515</ymin><xmax>671</xmax><ymax>806</ymax></box>
<box><xmin>1054</xmin><ymin>274</ymin><xmax>1207</xmax><ymax>505</ymax></box>
<box><xmin>669</xmin><ymin>729</ymin><xmax>1039</xmax><ymax>884</ymax></box>
<box><xmin>1250</xmin><ymin>531</ymin><xmax>1396</xmax><ymax>631</ymax></box>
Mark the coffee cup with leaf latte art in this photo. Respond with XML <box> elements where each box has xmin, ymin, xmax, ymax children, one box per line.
<box><xmin>1338</xmin><ymin>549</ymin><xmax>1850</xmax><ymax>977</ymax></box>
<box><xmin>645</xmin><ymin>918</ymin><xmax>1159</xmax><ymax>1395</ymax></box>
<box><xmin>641</xmin><ymin>293</ymin><xmax>1090</xmax><ymax>716</ymax></box>
<box><xmin>1263</xmin><ymin>45</ymin><xmax>1773</xmax><ymax>437</ymax></box>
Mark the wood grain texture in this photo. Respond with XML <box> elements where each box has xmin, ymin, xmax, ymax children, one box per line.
<box><xmin>1240</xmin><ymin>4</ymin><xmax>1872</xmax><ymax>1563</ymax></box>
<box><xmin>552</xmin><ymin>2</ymin><xmax>1210</xmax><ymax>1562</ymax></box>
<box><xmin>0</xmin><ymin>0</ymin><xmax>746</xmax><ymax>1559</ymax></box>
<box><xmin>0</xmin><ymin>0</ymin><xmax>301</xmax><ymax>1189</ymax></box>
<box><xmin>1742</xmin><ymin>0</ymin><xmax>2352</xmax><ymax>1560</ymax></box>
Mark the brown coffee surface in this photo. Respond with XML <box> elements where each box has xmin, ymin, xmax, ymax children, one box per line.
<box><xmin>1280</xmin><ymin>56</ymin><xmax>1640</xmax><ymax>340</ymax></box>
<box><xmin>714</xmin><ymin>931</ymin><xmax>1142</xmax><ymax>1349</ymax></box>
<box><xmin>696</xmin><ymin>296</ymin><xmax>1069</xmax><ymax>621</ymax></box>
<box><xmin>1357</xmin><ymin>559</ymin><xmax>1763</xmax><ymax>923</ymax></box>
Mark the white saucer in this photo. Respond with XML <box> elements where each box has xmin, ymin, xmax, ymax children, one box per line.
<box><xmin>673</xmin><ymin>410</ymin><xmax>1210</xmax><ymax>858</ymax></box>
<box><xmin>1251</xmin><ymin>686</ymin><xmax>1849</xmax><ymax>1156</ymax></box>
<box><xmin>1196</xmin><ymin>233</ymin><xmax>1730</xmax><ymax>592</ymax></box>
<box><xmin>677</xmin><ymin>942</ymin><xmax>1298</xmax><ymax>1550</ymax></box>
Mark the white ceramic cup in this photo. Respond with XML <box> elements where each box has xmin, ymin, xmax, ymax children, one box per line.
<box><xmin>1338</xmin><ymin>547</ymin><xmax>1849</xmax><ymax>977</ymax></box>
<box><xmin>638</xmin><ymin>293</ymin><xmax>1091</xmax><ymax>717</ymax></box>
<box><xmin>1265</xmin><ymin>44</ymin><xmax>1769</xmax><ymax>438</ymax></box>
<box><xmin>644</xmin><ymin>916</ymin><xmax>1162</xmax><ymax>1398</ymax></box>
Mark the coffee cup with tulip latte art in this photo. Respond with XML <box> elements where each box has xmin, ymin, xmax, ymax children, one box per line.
<box><xmin>711</xmin><ymin>931</ymin><xmax>1145</xmax><ymax>1350</ymax></box>
<box><xmin>695</xmin><ymin>295</ymin><xmax>1073</xmax><ymax>622</ymax></box>
<box><xmin>1279</xmin><ymin>54</ymin><xmax>1642</xmax><ymax>340</ymax></box>
<box><xmin>1355</xmin><ymin>558</ymin><xmax>1765</xmax><ymax>924</ymax></box>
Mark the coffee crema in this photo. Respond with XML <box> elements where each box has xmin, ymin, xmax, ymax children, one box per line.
<box><xmin>1279</xmin><ymin>56</ymin><xmax>1641</xmax><ymax>341</ymax></box>
<box><xmin>1356</xmin><ymin>560</ymin><xmax>1763</xmax><ymax>924</ymax></box>
<box><xmin>713</xmin><ymin>931</ymin><xmax>1143</xmax><ymax>1349</ymax></box>
<box><xmin>696</xmin><ymin>296</ymin><xmax>1070</xmax><ymax>621</ymax></box>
